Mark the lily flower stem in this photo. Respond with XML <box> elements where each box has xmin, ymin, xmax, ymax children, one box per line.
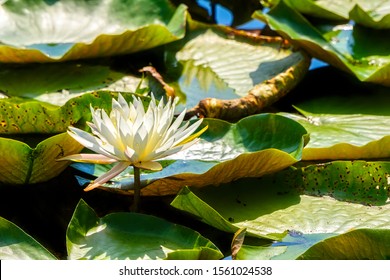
<box><xmin>131</xmin><ymin>166</ymin><xmax>141</xmax><ymax>212</ymax></box>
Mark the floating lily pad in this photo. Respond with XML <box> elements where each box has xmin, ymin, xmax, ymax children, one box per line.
<box><xmin>0</xmin><ymin>216</ymin><xmax>57</xmax><ymax>259</ymax></box>
<box><xmin>237</xmin><ymin>228</ymin><xmax>390</xmax><ymax>259</ymax></box>
<box><xmin>0</xmin><ymin>92</ymin><xmax>148</xmax><ymax>184</ymax></box>
<box><xmin>259</xmin><ymin>161</ymin><xmax>390</xmax><ymax>205</ymax></box>
<box><xmin>71</xmin><ymin>113</ymin><xmax>308</xmax><ymax>196</ymax></box>
<box><xmin>254</xmin><ymin>0</ymin><xmax>390</xmax><ymax>85</ymax></box>
<box><xmin>0</xmin><ymin>0</ymin><xmax>187</xmax><ymax>63</ymax></box>
<box><xmin>266</xmin><ymin>0</ymin><xmax>390</xmax><ymax>27</ymax></box>
<box><xmin>280</xmin><ymin>107</ymin><xmax>390</xmax><ymax>160</ymax></box>
<box><xmin>163</xmin><ymin>19</ymin><xmax>310</xmax><ymax>119</ymax></box>
<box><xmin>66</xmin><ymin>199</ymin><xmax>223</xmax><ymax>260</ymax></box>
<box><xmin>0</xmin><ymin>91</ymin><xmax>143</xmax><ymax>134</ymax></box>
<box><xmin>298</xmin><ymin>228</ymin><xmax>390</xmax><ymax>259</ymax></box>
<box><xmin>350</xmin><ymin>2</ymin><xmax>390</xmax><ymax>29</ymax></box>
<box><xmin>0</xmin><ymin>132</ymin><xmax>83</xmax><ymax>184</ymax></box>
<box><xmin>266</xmin><ymin>0</ymin><xmax>353</xmax><ymax>20</ymax></box>
<box><xmin>0</xmin><ymin>62</ymin><xmax>145</xmax><ymax>106</ymax></box>
<box><xmin>171</xmin><ymin>178</ymin><xmax>390</xmax><ymax>240</ymax></box>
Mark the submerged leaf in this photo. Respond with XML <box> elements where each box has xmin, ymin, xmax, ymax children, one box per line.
<box><xmin>66</xmin><ymin>199</ymin><xmax>222</xmax><ymax>260</ymax></box>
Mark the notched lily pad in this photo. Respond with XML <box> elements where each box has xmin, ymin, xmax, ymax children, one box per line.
<box><xmin>0</xmin><ymin>132</ymin><xmax>83</xmax><ymax>184</ymax></box>
<box><xmin>0</xmin><ymin>0</ymin><xmax>187</xmax><ymax>62</ymax></box>
<box><xmin>66</xmin><ymin>199</ymin><xmax>223</xmax><ymax>260</ymax></box>
<box><xmin>71</xmin><ymin>113</ymin><xmax>308</xmax><ymax>196</ymax></box>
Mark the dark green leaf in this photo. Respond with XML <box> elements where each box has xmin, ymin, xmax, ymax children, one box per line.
<box><xmin>66</xmin><ymin>199</ymin><xmax>223</xmax><ymax>260</ymax></box>
<box><xmin>0</xmin><ymin>216</ymin><xmax>56</xmax><ymax>260</ymax></box>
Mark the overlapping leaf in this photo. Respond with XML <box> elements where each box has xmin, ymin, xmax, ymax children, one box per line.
<box><xmin>0</xmin><ymin>92</ymin><xmax>146</xmax><ymax>184</ymax></box>
<box><xmin>0</xmin><ymin>0</ymin><xmax>187</xmax><ymax>63</ymax></box>
<box><xmin>0</xmin><ymin>132</ymin><xmax>83</xmax><ymax>184</ymax></box>
<box><xmin>164</xmin><ymin>19</ymin><xmax>310</xmax><ymax>111</ymax></box>
<box><xmin>171</xmin><ymin>176</ymin><xmax>390</xmax><ymax>255</ymax></box>
<box><xmin>265</xmin><ymin>0</ymin><xmax>390</xmax><ymax>28</ymax></box>
<box><xmin>66</xmin><ymin>199</ymin><xmax>222</xmax><ymax>260</ymax></box>
<box><xmin>0</xmin><ymin>91</ymin><xmax>143</xmax><ymax>134</ymax></box>
<box><xmin>0</xmin><ymin>216</ymin><xmax>57</xmax><ymax>259</ymax></box>
<box><xmin>264</xmin><ymin>161</ymin><xmax>390</xmax><ymax>205</ymax></box>
<box><xmin>280</xmin><ymin>108</ymin><xmax>390</xmax><ymax>160</ymax></box>
<box><xmin>254</xmin><ymin>0</ymin><xmax>390</xmax><ymax>85</ymax></box>
<box><xmin>264</xmin><ymin>0</ymin><xmax>354</xmax><ymax>20</ymax></box>
<box><xmin>237</xmin><ymin>228</ymin><xmax>390</xmax><ymax>259</ymax></box>
<box><xmin>350</xmin><ymin>2</ymin><xmax>390</xmax><ymax>29</ymax></box>
<box><xmin>0</xmin><ymin>62</ymin><xmax>145</xmax><ymax>106</ymax></box>
<box><xmin>71</xmin><ymin>113</ymin><xmax>308</xmax><ymax>196</ymax></box>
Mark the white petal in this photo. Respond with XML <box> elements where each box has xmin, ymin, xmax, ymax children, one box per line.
<box><xmin>83</xmin><ymin>162</ymin><xmax>130</xmax><ymax>191</ymax></box>
<box><xmin>57</xmin><ymin>154</ymin><xmax>117</xmax><ymax>164</ymax></box>
<box><xmin>171</xmin><ymin>119</ymin><xmax>203</xmax><ymax>146</ymax></box>
<box><xmin>68</xmin><ymin>127</ymin><xmax>120</xmax><ymax>161</ymax></box>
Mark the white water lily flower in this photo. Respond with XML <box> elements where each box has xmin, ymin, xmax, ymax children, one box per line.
<box><xmin>59</xmin><ymin>93</ymin><xmax>206</xmax><ymax>191</ymax></box>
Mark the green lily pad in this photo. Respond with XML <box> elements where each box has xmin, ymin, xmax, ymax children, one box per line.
<box><xmin>0</xmin><ymin>216</ymin><xmax>57</xmax><ymax>259</ymax></box>
<box><xmin>71</xmin><ymin>113</ymin><xmax>308</xmax><ymax>196</ymax></box>
<box><xmin>287</xmin><ymin>68</ymin><xmax>390</xmax><ymax>116</ymax></box>
<box><xmin>0</xmin><ymin>0</ymin><xmax>186</xmax><ymax>63</ymax></box>
<box><xmin>298</xmin><ymin>228</ymin><xmax>390</xmax><ymax>259</ymax></box>
<box><xmin>164</xmin><ymin>19</ymin><xmax>310</xmax><ymax>115</ymax></box>
<box><xmin>0</xmin><ymin>62</ymin><xmax>145</xmax><ymax>106</ymax></box>
<box><xmin>350</xmin><ymin>3</ymin><xmax>390</xmax><ymax>29</ymax></box>
<box><xmin>0</xmin><ymin>91</ymin><xmax>144</xmax><ymax>134</ymax></box>
<box><xmin>0</xmin><ymin>132</ymin><xmax>83</xmax><ymax>184</ymax></box>
<box><xmin>237</xmin><ymin>228</ymin><xmax>390</xmax><ymax>259</ymax></box>
<box><xmin>254</xmin><ymin>0</ymin><xmax>390</xmax><ymax>85</ymax></box>
<box><xmin>266</xmin><ymin>0</ymin><xmax>353</xmax><ymax>20</ymax></box>
<box><xmin>280</xmin><ymin>107</ymin><xmax>390</xmax><ymax>160</ymax></box>
<box><xmin>237</xmin><ymin>231</ymin><xmax>337</xmax><ymax>260</ymax></box>
<box><xmin>66</xmin><ymin>199</ymin><xmax>223</xmax><ymax>260</ymax></box>
<box><xmin>171</xmin><ymin>178</ymin><xmax>390</xmax><ymax>240</ymax></box>
<box><xmin>266</xmin><ymin>0</ymin><xmax>390</xmax><ymax>27</ymax></box>
<box><xmin>261</xmin><ymin>161</ymin><xmax>390</xmax><ymax>206</ymax></box>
